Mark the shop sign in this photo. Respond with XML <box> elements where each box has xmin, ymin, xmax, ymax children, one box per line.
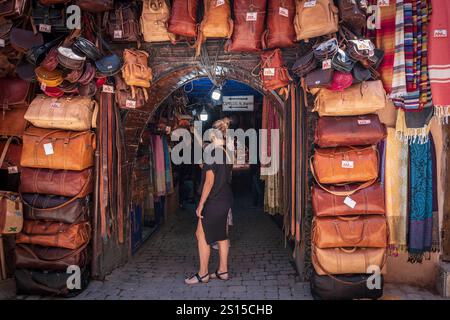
<box><xmin>222</xmin><ymin>96</ymin><xmax>254</xmax><ymax>112</ymax></box>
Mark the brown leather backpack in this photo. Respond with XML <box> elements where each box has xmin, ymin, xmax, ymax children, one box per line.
<box><xmin>259</xmin><ymin>49</ymin><xmax>292</xmax><ymax>91</ymax></box>
<box><xmin>263</xmin><ymin>0</ymin><xmax>296</xmax><ymax>49</ymax></box>
<box><xmin>105</xmin><ymin>2</ymin><xmax>140</xmax><ymax>43</ymax></box>
<box><xmin>141</xmin><ymin>0</ymin><xmax>175</xmax><ymax>43</ymax></box>
<box><xmin>122</xmin><ymin>49</ymin><xmax>153</xmax><ymax>101</ymax></box>
<box><xmin>168</xmin><ymin>0</ymin><xmax>199</xmax><ymax>38</ymax></box>
<box><xmin>0</xmin><ymin>0</ymin><xmax>28</xmax><ymax>19</ymax></box>
<box><xmin>337</xmin><ymin>0</ymin><xmax>367</xmax><ymax>35</ymax></box>
<box><xmin>115</xmin><ymin>74</ymin><xmax>146</xmax><ymax>109</ymax></box>
<box><xmin>294</xmin><ymin>0</ymin><xmax>339</xmax><ymax>41</ymax></box>
<box><xmin>226</xmin><ymin>0</ymin><xmax>267</xmax><ymax>52</ymax></box>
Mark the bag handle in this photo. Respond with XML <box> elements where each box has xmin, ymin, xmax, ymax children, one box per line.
<box><xmin>333</xmin><ymin>219</ymin><xmax>366</xmax><ymax>245</ymax></box>
<box><xmin>0</xmin><ymin>137</ymin><xmax>13</xmax><ymax>167</ymax></box>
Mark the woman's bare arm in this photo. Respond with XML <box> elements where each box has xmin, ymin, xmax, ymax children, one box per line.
<box><xmin>196</xmin><ymin>170</ymin><xmax>214</xmax><ymax>218</ymax></box>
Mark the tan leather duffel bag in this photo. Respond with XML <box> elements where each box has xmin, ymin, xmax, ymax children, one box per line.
<box><xmin>313</xmin><ymin>216</ymin><xmax>388</xmax><ymax>249</ymax></box>
<box><xmin>312</xmin><ymin>246</ymin><xmax>386</xmax><ymax>275</ymax></box>
<box><xmin>24</xmin><ymin>95</ymin><xmax>98</xmax><ymax>131</ymax></box>
<box><xmin>20</xmin><ymin>126</ymin><xmax>96</xmax><ymax>171</ymax></box>
<box><xmin>312</xmin><ymin>80</ymin><xmax>388</xmax><ymax>116</ymax></box>
<box><xmin>0</xmin><ymin>191</ymin><xmax>23</xmax><ymax>234</ymax></box>
<box><xmin>294</xmin><ymin>0</ymin><xmax>339</xmax><ymax>41</ymax></box>
<box><xmin>141</xmin><ymin>0</ymin><xmax>175</xmax><ymax>43</ymax></box>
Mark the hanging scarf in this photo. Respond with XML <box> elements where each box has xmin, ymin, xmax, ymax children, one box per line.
<box><xmin>152</xmin><ymin>134</ymin><xmax>166</xmax><ymax>196</ymax></box>
<box><xmin>385</xmin><ymin>128</ymin><xmax>409</xmax><ymax>254</ymax></box>
<box><xmin>428</xmin><ymin>0</ymin><xmax>450</xmax><ymax>123</ymax></box>
<box><xmin>407</xmin><ymin>137</ymin><xmax>433</xmax><ymax>263</ymax></box>
<box><xmin>391</xmin><ymin>0</ymin><xmax>407</xmax><ymax>100</ymax></box>
<box><xmin>395</xmin><ymin>108</ymin><xmax>433</xmax><ymax>144</ymax></box>
<box><xmin>162</xmin><ymin>135</ymin><xmax>174</xmax><ymax>195</ymax></box>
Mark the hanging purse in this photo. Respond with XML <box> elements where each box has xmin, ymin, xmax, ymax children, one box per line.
<box><xmin>259</xmin><ymin>48</ymin><xmax>291</xmax><ymax>91</ymax></box>
<box><xmin>0</xmin><ymin>137</ymin><xmax>22</xmax><ymax>172</ymax></box>
<box><xmin>95</xmin><ymin>39</ymin><xmax>123</xmax><ymax>77</ymax></box>
<box><xmin>305</xmin><ymin>68</ymin><xmax>334</xmax><ymax>89</ymax></box>
<box><xmin>105</xmin><ymin>2</ymin><xmax>140</xmax><ymax>43</ymax></box>
<box><xmin>140</xmin><ymin>0</ymin><xmax>175</xmax><ymax>43</ymax></box>
<box><xmin>72</xmin><ymin>37</ymin><xmax>102</xmax><ymax>61</ymax></box>
<box><xmin>114</xmin><ymin>74</ymin><xmax>146</xmax><ymax>109</ymax></box>
<box><xmin>0</xmin><ymin>0</ymin><xmax>28</xmax><ymax>19</ymax></box>
<box><xmin>313</xmin><ymin>38</ymin><xmax>339</xmax><ymax>61</ymax></box>
<box><xmin>31</xmin><ymin>2</ymin><xmax>68</xmax><ymax>34</ymax></box>
<box><xmin>168</xmin><ymin>0</ymin><xmax>199</xmax><ymax>38</ymax></box>
<box><xmin>10</xmin><ymin>27</ymin><xmax>44</xmax><ymax>53</ymax></box>
<box><xmin>35</xmin><ymin>66</ymin><xmax>64</xmax><ymax>87</ymax></box>
<box><xmin>262</xmin><ymin>0</ymin><xmax>296</xmax><ymax>49</ymax></box>
<box><xmin>0</xmin><ymin>191</ymin><xmax>23</xmax><ymax>234</ymax></box>
<box><xmin>337</xmin><ymin>0</ymin><xmax>367</xmax><ymax>35</ymax></box>
<box><xmin>294</xmin><ymin>0</ymin><xmax>339</xmax><ymax>41</ymax></box>
<box><xmin>57</xmin><ymin>46</ymin><xmax>86</xmax><ymax>70</ymax></box>
<box><xmin>292</xmin><ymin>51</ymin><xmax>318</xmax><ymax>78</ymax></box>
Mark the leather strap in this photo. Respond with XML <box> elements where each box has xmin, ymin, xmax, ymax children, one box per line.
<box><xmin>0</xmin><ymin>136</ymin><xmax>12</xmax><ymax>167</ymax></box>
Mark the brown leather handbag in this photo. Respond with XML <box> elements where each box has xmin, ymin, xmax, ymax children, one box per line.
<box><xmin>21</xmin><ymin>193</ymin><xmax>90</xmax><ymax>224</ymax></box>
<box><xmin>337</xmin><ymin>0</ymin><xmax>367</xmax><ymax>35</ymax></box>
<box><xmin>168</xmin><ymin>0</ymin><xmax>199</xmax><ymax>38</ymax></box>
<box><xmin>10</xmin><ymin>28</ymin><xmax>44</xmax><ymax>53</ymax></box>
<box><xmin>0</xmin><ymin>191</ymin><xmax>23</xmax><ymax>234</ymax></box>
<box><xmin>313</xmin><ymin>216</ymin><xmax>388</xmax><ymax>249</ymax></box>
<box><xmin>294</xmin><ymin>0</ymin><xmax>339</xmax><ymax>41</ymax></box>
<box><xmin>16</xmin><ymin>221</ymin><xmax>91</xmax><ymax>250</ymax></box>
<box><xmin>122</xmin><ymin>49</ymin><xmax>152</xmax><ymax>100</ymax></box>
<box><xmin>20</xmin><ymin>126</ymin><xmax>96</xmax><ymax>171</ymax></box>
<box><xmin>105</xmin><ymin>2</ymin><xmax>140</xmax><ymax>43</ymax></box>
<box><xmin>315</xmin><ymin>115</ymin><xmax>387</xmax><ymax>148</ymax></box>
<box><xmin>263</xmin><ymin>0</ymin><xmax>296</xmax><ymax>49</ymax></box>
<box><xmin>40</xmin><ymin>46</ymin><xmax>59</xmax><ymax>72</ymax></box>
<box><xmin>140</xmin><ymin>0</ymin><xmax>175</xmax><ymax>43</ymax></box>
<box><xmin>0</xmin><ymin>77</ymin><xmax>32</xmax><ymax>108</ymax></box>
<box><xmin>115</xmin><ymin>74</ymin><xmax>146</xmax><ymax>109</ymax></box>
<box><xmin>20</xmin><ymin>167</ymin><xmax>93</xmax><ymax>197</ymax></box>
<box><xmin>0</xmin><ymin>137</ymin><xmax>22</xmax><ymax>172</ymax></box>
<box><xmin>312</xmin><ymin>146</ymin><xmax>378</xmax><ymax>184</ymax></box>
<box><xmin>312</xmin><ymin>246</ymin><xmax>386</xmax><ymax>275</ymax></box>
<box><xmin>260</xmin><ymin>49</ymin><xmax>291</xmax><ymax>91</ymax></box>
<box><xmin>75</xmin><ymin>0</ymin><xmax>113</xmax><ymax>12</ymax></box>
<box><xmin>226</xmin><ymin>0</ymin><xmax>267</xmax><ymax>52</ymax></box>
<box><xmin>0</xmin><ymin>0</ymin><xmax>28</xmax><ymax>19</ymax></box>
<box><xmin>0</xmin><ymin>107</ymin><xmax>27</xmax><ymax>137</ymax></box>
<box><xmin>312</xmin><ymin>182</ymin><xmax>385</xmax><ymax>217</ymax></box>
<box><xmin>15</xmin><ymin>244</ymin><xmax>89</xmax><ymax>271</ymax></box>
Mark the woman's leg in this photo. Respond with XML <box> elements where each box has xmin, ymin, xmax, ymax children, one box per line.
<box><xmin>196</xmin><ymin>219</ymin><xmax>210</xmax><ymax>276</ymax></box>
<box><xmin>217</xmin><ymin>239</ymin><xmax>229</xmax><ymax>279</ymax></box>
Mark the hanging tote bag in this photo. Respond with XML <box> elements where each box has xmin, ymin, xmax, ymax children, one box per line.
<box><xmin>263</xmin><ymin>0</ymin><xmax>296</xmax><ymax>49</ymax></box>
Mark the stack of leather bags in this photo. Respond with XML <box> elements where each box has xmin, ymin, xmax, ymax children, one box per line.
<box><xmin>309</xmin><ymin>80</ymin><xmax>389</xmax><ymax>300</ymax></box>
<box><xmin>13</xmin><ymin>94</ymin><xmax>97</xmax><ymax>297</ymax></box>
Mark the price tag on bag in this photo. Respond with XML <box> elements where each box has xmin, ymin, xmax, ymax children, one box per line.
<box><xmin>43</xmin><ymin>143</ymin><xmax>54</xmax><ymax>156</ymax></box>
<box><xmin>356</xmin><ymin>40</ymin><xmax>372</xmax><ymax>50</ymax></box>
<box><xmin>40</xmin><ymin>83</ymin><xmax>47</xmax><ymax>91</ymax></box>
<box><xmin>125</xmin><ymin>99</ymin><xmax>137</xmax><ymax>109</ymax></box>
<box><xmin>263</xmin><ymin>68</ymin><xmax>275</xmax><ymax>76</ymax></box>
<box><xmin>114</xmin><ymin>29</ymin><xmax>123</xmax><ymax>39</ymax></box>
<box><xmin>50</xmin><ymin>101</ymin><xmax>61</xmax><ymax>108</ymax></box>
<box><xmin>279</xmin><ymin>7</ymin><xmax>289</xmax><ymax>17</ymax></box>
<box><xmin>377</xmin><ymin>0</ymin><xmax>389</xmax><ymax>6</ymax></box>
<box><xmin>434</xmin><ymin>29</ymin><xmax>448</xmax><ymax>38</ymax></box>
<box><xmin>358</xmin><ymin>119</ymin><xmax>371</xmax><ymax>125</ymax></box>
<box><xmin>344</xmin><ymin>196</ymin><xmax>357</xmax><ymax>209</ymax></box>
<box><xmin>102</xmin><ymin>85</ymin><xmax>115</xmax><ymax>93</ymax></box>
<box><xmin>216</xmin><ymin>0</ymin><xmax>225</xmax><ymax>6</ymax></box>
<box><xmin>39</xmin><ymin>24</ymin><xmax>52</xmax><ymax>33</ymax></box>
<box><xmin>7</xmin><ymin>166</ymin><xmax>18</xmax><ymax>174</ymax></box>
<box><xmin>341</xmin><ymin>160</ymin><xmax>354</xmax><ymax>169</ymax></box>
<box><xmin>322</xmin><ymin>59</ymin><xmax>332</xmax><ymax>70</ymax></box>
<box><xmin>304</xmin><ymin>0</ymin><xmax>317</xmax><ymax>8</ymax></box>
<box><xmin>0</xmin><ymin>39</ymin><xmax>5</xmax><ymax>47</ymax></box>
<box><xmin>246</xmin><ymin>12</ymin><xmax>258</xmax><ymax>21</ymax></box>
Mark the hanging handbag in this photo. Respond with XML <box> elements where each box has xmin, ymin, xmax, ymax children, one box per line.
<box><xmin>226</xmin><ymin>0</ymin><xmax>267</xmax><ymax>52</ymax></box>
<box><xmin>75</xmin><ymin>0</ymin><xmax>113</xmax><ymax>12</ymax></box>
<box><xmin>77</xmin><ymin>63</ymin><xmax>95</xmax><ymax>85</ymax></box>
<box><xmin>312</xmin><ymin>183</ymin><xmax>386</xmax><ymax>217</ymax></box>
<box><xmin>312</xmin><ymin>80</ymin><xmax>388</xmax><ymax>116</ymax></box>
<box><xmin>105</xmin><ymin>2</ymin><xmax>140</xmax><ymax>43</ymax></box>
<box><xmin>140</xmin><ymin>0</ymin><xmax>175</xmax><ymax>43</ymax></box>
<box><xmin>262</xmin><ymin>0</ymin><xmax>296</xmax><ymax>49</ymax></box>
<box><xmin>294</xmin><ymin>0</ymin><xmax>339</xmax><ymax>41</ymax></box>
<box><xmin>40</xmin><ymin>46</ymin><xmax>59</xmax><ymax>71</ymax></box>
<box><xmin>313</xmin><ymin>216</ymin><xmax>388</xmax><ymax>248</ymax></box>
<box><xmin>313</xmin><ymin>38</ymin><xmax>339</xmax><ymax>61</ymax></box>
<box><xmin>94</xmin><ymin>39</ymin><xmax>123</xmax><ymax>77</ymax></box>
<box><xmin>0</xmin><ymin>137</ymin><xmax>22</xmax><ymax>172</ymax></box>
<box><xmin>72</xmin><ymin>37</ymin><xmax>102</xmax><ymax>61</ymax></box>
<box><xmin>35</xmin><ymin>66</ymin><xmax>64</xmax><ymax>87</ymax></box>
<box><xmin>260</xmin><ymin>49</ymin><xmax>291</xmax><ymax>91</ymax></box>
<box><xmin>337</xmin><ymin>0</ymin><xmax>367</xmax><ymax>35</ymax></box>
<box><xmin>0</xmin><ymin>0</ymin><xmax>28</xmax><ymax>19</ymax></box>
<box><xmin>312</xmin><ymin>146</ymin><xmax>379</xmax><ymax>184</ymax></box>
<box><xmin>122</xmin><ymin>48</ymin><xmax>152</xmax><ymax>100</ymax></box>
<box><xmin>20</xmin><ymin>126</ymin><xmax>96</xmax><ymax>171</ymax></box>
<box><xmin>0</xmin><ymin>191</ymin><xmax>23</xmax><ymax>234</ymax></box>
<box><xmin>0</xmin><ymin>77</ymin><xmax>32</xmax><ymax>108</ymax></box>
<box><xmin>312</xmin><ymin>246</ymin><xmax>386</xmax><ymax>275</ymax></box>
<box><xmin>31</xmin><ymin>2</ymin><xmax>67</xmax><ymax>34</ymax></box>
<box><xmin>21</xmin><ymin>193</ymin><xmax>90</xmax><ymax>224</ymax></box>
<box><xmin>16</xmin><ymin>221</ymin><xmax>91</xmax><ymax>250</ymax></box>
<box><xmin>15</xmin><ymin>244</ymin><xmax>90</xmax><ymax>271</ymax></box>
<box><xmin>168</xmin><ymin>0</ymin><xmax>199</xmax><ymax>38</ymax></box>
<box><xmin>64</xmin><ymin>68</ymin><xmax>83</xmax><ymax>83</ymax></box>
<box><xmin>331</xmin><ymin>48</ymin><xmax>356</xmax><ymax>73</ymax></box>
<box><xmin>10</xmin><ymin>27</ymin><xmax>44</xmax><ymax>53</ymax></box>
<box><xmin>57</xmin><ymin>46</ymin><xmax>86</xmax><ymax>70</ymax></box>
<box><xmin>20</xmin><ymin>167</ymin><xmax>93</xmax><ymax>197</ymax></box>
<box><xmin>315</xmin><ymin>115</ymin><xmax>387</xmax><ymax>147</ymax></box>
<box><xmin>114</xmin><ymin>74</ymin><xmax>146</xmax><ymax>109</ymax></box>
<box><xmin>292</xmin><ymin>51</ymin><xmax>318</xmax><ymax>77</ymax></box>
<box><xmin>0</xmin><ymin>107</ymin><xmax>27</xmax><ymax>137</ymax></box>
<box><xmin>305</xmin><ymin>68</ymin><xmax>334</xmax><ymax>89</ymax></box>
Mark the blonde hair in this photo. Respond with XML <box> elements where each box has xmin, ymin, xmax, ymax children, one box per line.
<box><xmin>212</xmin><ymin>117</ymin><xmax>231</xmax><ymax>139</ymax></box>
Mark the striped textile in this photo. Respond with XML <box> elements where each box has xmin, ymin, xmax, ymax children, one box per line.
<box><xmin>390</xmin><ymin>0</ymin><xmax>407</xmax><ymax>99</ymax></box>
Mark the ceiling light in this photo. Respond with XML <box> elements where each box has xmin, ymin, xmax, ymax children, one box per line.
<box><xmin>199</xmin><ymin>107</ymin><xmax>208</xmax><ymax>121</ymax></box>
<box><xmin>211</xmin><ymin>88</ymin><xmax>222</xmax><ymax>101</ymax></box>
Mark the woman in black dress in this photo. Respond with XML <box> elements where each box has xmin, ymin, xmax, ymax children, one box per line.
<box><xmin>185</xmin><ymin>118</ymin><xmax>233</xmax><ymax>284</ymax></box>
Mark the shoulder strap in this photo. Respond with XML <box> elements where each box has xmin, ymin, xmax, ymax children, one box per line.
<box><xmin>0</xmin><ymin>137</ymin><xmax>13</xmax><ymax>168</ymax></box>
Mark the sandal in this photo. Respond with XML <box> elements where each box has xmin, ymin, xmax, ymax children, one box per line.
<box><xmin>210</xmin><ymin>270</ymin><xmax>229</xmax><ymax>281</ymax></box>
<box><xmin>185</xmin><ymin>273</ymin><xmax>209</xmax><ymax>285</ymax></box>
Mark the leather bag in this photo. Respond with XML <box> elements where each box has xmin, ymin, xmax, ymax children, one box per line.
<box><xmin>294</xmin><ymin>0</ymin><xmax>339</xmax><ymax>41</ymax></box>
<box><xmin>0</xmin><ymin>191</ymin><xmax>23</xmax><ymax>234</ymax></box>
<box><xmin>57</xmin><ymin>46</ymin><xmax>86</xmax><ymax>70</ymax></box>
<box><xmin>0</xmin><ymin>107</ymin><xmax>27</xmax><ymax>137</ymax></box>
<box><xmin>312</xmin><ymin>246</ymin><xmax>386</xmax><ymax>275</ymax></box>
<box><xmin>313</xmin><ymin>216</ymin><xmax>388</xmax><ymax>248</ymax></box>
<box><xmin>77</xmin><ymin>63</ymin><xmax>95</xmax><ymax>85</ymax></box>
<box><xmin>0</xmin><ymin>0</ymin><xmax>28</xmax><ymax>19</ymax></box>
<box><xmin>21</xmin><ymin>193</ymin><xmax>90</xmax><ymax>224</ymax></box>
<box><xmin>122</xmin><ymin>49</ymin><xmax>152</xmax><ymax>100</ymax></box>
<box><xmin>312</xmin><ymin>81</ymin><xmax>388</xmax><ymax>116</ymax></box>
<box><xmin>72</xmin><ymin>37</ymin><xmax>101</xmax><ymax>61</ymax></box>
<box><xmin>40</xmin><ymin>46</ymin><xmax>59</xmax><ymax>71</ymax></box>
<box><xmin>31</xmin><ymin>2</ymin><xmax>67</xmax><ymax>34</ymax></box>
<box><xmin>312</xmin><ymin>146</ymin><xmax>378</xmax><ymax>184</ymax></box>
<box><xmin>20</xmin><ymin>167</ymin><xmax>93</xmax><ymax>197</ymax></box>
<box><xmin>0</xmin><ymin>77</ymin><xmax>32</xmax><ymax>108</ymax></box>
<box><xmin>305</xmin><ymin>68</ymin><xmax>334</xmax><ymax>89</ymax></box>
<box><xmin>168</xmin><ymin>0</ymin><xmax>199</xmax><ymax>38</ymax></box>
<box><xmin>0</xmin><ymin>137</ymin><xmax>22</xmax><ymax>171</ymax></box>
<box><xmin>315</xmin><ymin>115</ymin><xmax>387</xmax><ymax>147</ymax></box>
<box><xmin>15</xmin><ymin>244</ymin><xmax>89</xmax><ymax>271</ymax></box>
<box><xmin>260</xmin><ymin>49</ymin><xmax>291</xmax><ymax>91</ymax></box>
<box><xmin>310</xmin><ymin>270</ymin><xmax>384</xmax><ymax>300</ymax></box>
<box><xmin>226</xmin><ymin>0</ymin><xmax>267</xmax><ymax>52</ymax></box>
<box><xmin>25</xmin><ymin>95</ymin><xmax>98</xmax><ymax>131</ymax></box>
<box><xmin>20</xmin><ymin>126</ymin><xmax>96</xmax><ymax>171</ymax></box>
<box><xmin>337</xmin><ymin>0</ymin><xmax>367</xmax><ymax>35</ymax></box>
<box><xmin>140</xmin><ymin>0</ymin><xmax>175</xmax><ymax>43</ymax></box>
<box><xmin>75</xmin><ymin>0</ymin><xmax>113</xmax><ymax>12</ymax></box>
<box><xmin>16</xmin><ymin>221</ymin><xmax>91</xmax><ymax>250</ymax></box>
<box><xmin>263</xmin><ymin>0</ymin><xmax>296</xmax><ymax>49</ymax></box>
<box><xmin>35</xmin><ymin>66</ymin><xmax>64</xmax><ymax>87</ymax></box>
<box><xmin>312</xmin><ymin>182</ymin><xmax>386</xmax><ymax>217</ymax></box>
<box><xmin>10</xmin><ymin>28</ymin><xmax>44</xmax><ymax>53</ymax></box>
<box><xmin>292</xmin><ymin>51</ymin><xmax>317</xmax><ymax>77</ymax></box>
<box><xmin>105</xmin><ymin>2</ymin><xmax>140</xmax><ymax>43</ymax></box>
<box><xmin>115</xmin><ymin>74</ymin><xmax>146</xmax><ymax>109</ymax></box>
<box><xmin>15</xmin><ymin>268</ymin><xmax>89</xmax><ymax>297</ymax></box>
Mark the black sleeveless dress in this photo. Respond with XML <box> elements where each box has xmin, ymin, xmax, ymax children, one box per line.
<box><xmin>199</xmin><ymin>146</ymin><xmax>233</xmax><ymax>245</ymax></box>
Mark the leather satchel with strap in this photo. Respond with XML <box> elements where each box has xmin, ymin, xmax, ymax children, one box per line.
<box><xmin>0</xmin><ymin>136</ymin><xmax>22</xmax><ymax>171</ymax></box>
<box><xmin>258</xmin><ymin>48</ymin><xmax>292</xmax><ymax>92</ymax></box>
<box><xmin>140</xmin><ymin>0</ymin><xmax>175</xmax><ymax>43</ymax></box>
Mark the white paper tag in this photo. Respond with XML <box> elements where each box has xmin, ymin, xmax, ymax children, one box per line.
<box><xmin>434</xmin><ymin>29</ymin><xmax>448</xmax><ymax>38</ymax></box>
<box><xmin>279</xmin><ymin>7</ymin><xmax>289</xmax><ymax>17</ymax></box>
<box><xmin>216</xmin><ymin>0</ymin><xmax>225</xmax><ymax>6</ymax></box>
<box><xmin>50</xmin><ymin>101</ymin><xmax>61</xmax><ymax>108</ymax></box>
<box><xmin>356</xmin><ymin>40</ymin><xmax>372</xmax><ymax>50</ymax></box>
<box><xmin>322</xmin><ymin>59</ymin><xmax>332</xmax><ymax>70</ymax></box>
<box><xmin>102</xmin><ymin>85</ymin><xmax>115</xmax><ymax>93</ymax></box>
<box><xmin>358</xmin><ymin>119</ymin><xmax>372</xmax><ymax>125</ymax></box>
<box><xmin>114</xmin><ymin>29</ymin><xmax>123</xmax><ymax>39</ymax></box>
<box><xmin>341</xmin><ymin>160</ymin><xmax>354</xmax><ymax>169</ymax></box>
<box><xmin>344</xmin><ymin>196</ymin><xmax>357</xmax><ymax>209</ymax></box>
<box><xmin>40</xmin><ymin>83</ymin><xmax>47</xmax><ymax>91</ymax></box>
<box><xmin>0</xmin><ymin>39</ymin><xmax>5</xmax><ymax>47</ymax></box>
<box><xmin>304</xmin><ymin>0</ymin><xmax>317</xmax><ymax>8</ymax></box>
<box><xmin>263</xmin><ymin>68</ymin><xmax>275</xmax><ymax>76</ymax></box>
<box><xmin>246</xmin><ymin>12</ymin><xmax>258</xmax><ymax>21</ymax></box>
<box><xmin>377</xmin><ymin>0</ymin><xmax>389</xmax><ymax>6</ymax></box>
<box><xmin>39</xmin><ymin>24</ymin><xmax>52</xmax><ymax>33</ymax></box>
<box><xmin>7</xmin><ymin>166</ymin><xmax>18</xmax><ymax>174</ymax></box>
<box><xmin>125</xmin><ymin>99</ymin><xmax>137</xmax><ymax>109</ymax></box>
<box><xmin>43</xmin><ymin>143</ymin><xmax>54</xmax><ymax>156</ymax></box>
